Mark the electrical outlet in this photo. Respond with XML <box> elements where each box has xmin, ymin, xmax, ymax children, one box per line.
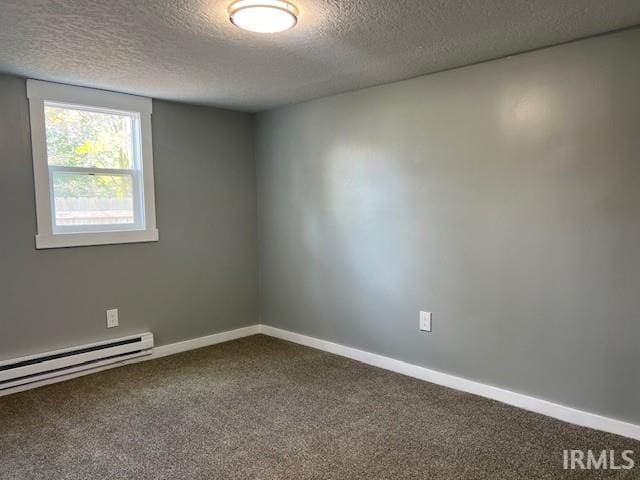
<box><xmin>419</xmin><ymin>311</ymin><xmax>431</xmax><ymax>332</ymax></box>
<box><xmin>106</xmin><ymin>309</ymin><xmax>119</xmax><ymax>328</ymax></box>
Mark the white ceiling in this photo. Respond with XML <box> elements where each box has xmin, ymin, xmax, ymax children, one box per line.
<box><xmin>1</xmin><ymin>1</ymin><xmax>639</xmax><ymax>112</ymax></box>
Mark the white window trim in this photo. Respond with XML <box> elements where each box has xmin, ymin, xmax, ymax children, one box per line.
<box><xmin>27</xmin><ymin>79</ymin><xmax>159</xmax><ymax>249</ymax></box>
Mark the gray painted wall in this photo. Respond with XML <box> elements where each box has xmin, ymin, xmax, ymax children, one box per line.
<box><xmin>256</xmin><ymin>29</ymin><xmax>640</xmax><ymax>424</ymax></box>
<box><xmin>0</xmin><ymin>74</ymin><xmax>258</xmax><ymax>360</ymax></box>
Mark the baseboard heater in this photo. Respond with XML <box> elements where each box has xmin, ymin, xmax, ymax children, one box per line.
<box><xmin>0</xmin><ymin>332</ymin><xmax>154</xmax><ymax>391</ymax></box>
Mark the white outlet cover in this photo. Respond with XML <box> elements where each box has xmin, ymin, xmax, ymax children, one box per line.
<box><xmin>419</xmin><ymin>311</ymin><xmax>432</xmax><ymax>332</ymax></box>
<box><xmin>106</xmin><ymin>309</ymin><xmax>119</xmax><ymax>328</ymax></box>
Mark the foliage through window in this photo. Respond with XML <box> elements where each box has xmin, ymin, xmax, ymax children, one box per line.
<box><xmin>45</xmin><ymin>105</ymin><xmax>137</xmax><ymax>228</ymax></box>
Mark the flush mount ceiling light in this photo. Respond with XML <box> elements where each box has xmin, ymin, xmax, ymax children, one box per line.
<box><xmin>229</xmin><ymin>0</ymin><xmax>298</xmax><ymax>33</ymax></box>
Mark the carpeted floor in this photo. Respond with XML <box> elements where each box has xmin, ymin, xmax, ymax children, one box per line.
<box><xmin>0</xmin><ymin>335</ymin><xmax>638</xmax><ymax>479</ymax></box>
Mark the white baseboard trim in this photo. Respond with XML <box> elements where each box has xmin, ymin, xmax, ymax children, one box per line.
<box><xmin>0</xmin><ymin>325</ymin><xmax>261</xmax><ymax>397</ymax></box>
<box><xmin>4</xmin><ymin>323</ymin><xmax>638</xmax><ymax>441</ymax></box>
<box><xmin>151</xmin><ymin>325</ymin><xmax>260</xmax><ymax>359</ymax></box>
<box><xmin>258</xmin><ymin>325</ymin><xmax>640</xmax><ymax>441</ymax></box>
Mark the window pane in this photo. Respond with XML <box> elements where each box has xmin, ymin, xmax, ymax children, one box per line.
<box><xmin>52</xmin><ymin>172</ymin><xmax>135</xmax><ymax>227</ymax></box>
<box><xmin>44</xmin><ymin>104</ymin><xmax>134</xmax><ymax>169</ymax></box>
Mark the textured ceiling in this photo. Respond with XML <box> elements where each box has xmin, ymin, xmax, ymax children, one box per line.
<box><xmin>1</xmin><ymin>1</ymin><xmax>639</xmax><ymax>112</ymax></box>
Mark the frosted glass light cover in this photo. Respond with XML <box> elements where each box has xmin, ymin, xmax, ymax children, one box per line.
<box><xmin>229</xmin><ymin>1</ymin><xmax>298</xmax><ymax>33</ymax></box>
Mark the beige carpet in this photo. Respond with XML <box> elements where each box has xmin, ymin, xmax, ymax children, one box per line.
<box><xmin>1</xmin><ymin>335</ymin><xmax>638</xmax><ymax>479</ymax></box>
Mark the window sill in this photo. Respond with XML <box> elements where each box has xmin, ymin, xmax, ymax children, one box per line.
<box><xmin>35</xmin><ymin>229</ymin><xmax>159</xmax><ymax>249</ymax></box>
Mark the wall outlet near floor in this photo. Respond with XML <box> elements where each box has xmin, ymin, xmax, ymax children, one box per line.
<box><xmin>419</xmin><ymin>311</ymin><xmax>432</xmax><ymax>332</ymax></box>
<box><xmin>106</xmin><ymin>309</ymin><xmax>119</xmax><ymax>328</ymax></box>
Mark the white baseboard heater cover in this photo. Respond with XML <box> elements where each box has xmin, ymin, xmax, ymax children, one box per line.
<box><xmin>0</xmin><ymin>332</ymin><xmax>154</xmax><ymax>390</ymax></box>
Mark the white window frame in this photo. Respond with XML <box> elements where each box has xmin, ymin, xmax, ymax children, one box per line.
<box><xmin>27</xmin><ymin>80</ymin><xmax>158</xmax><ymax>249</ymax></box>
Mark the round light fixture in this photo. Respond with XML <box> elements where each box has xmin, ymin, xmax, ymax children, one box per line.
<box><xmin>229</xmin><ymin>0</ymin><xmax>298</xmax><ymax>33</ymax></box>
